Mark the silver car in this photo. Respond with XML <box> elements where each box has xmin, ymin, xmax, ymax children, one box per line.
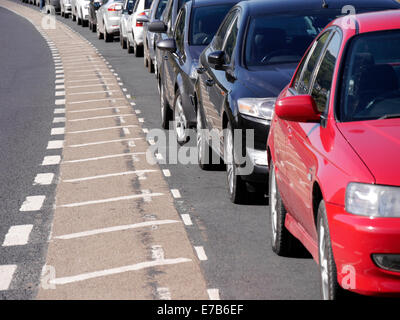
<box><xmin>96</xmin><ymin>0</ymin><xmax>124</xmax><ymax>42</ymax></box>
<box><xmin>119</xmin><ymin>0</ymin><xmax>137</xmax><ymax>50</ymax></box>
<box><xmin>61</xmin><ymin>0</ymin><xmax>72</xmax><ymax>17</ymax></box>
<box><xmin>143</xmin><ymin>0</ymin><xmax>167</xmax><ymax>73</ymax></box>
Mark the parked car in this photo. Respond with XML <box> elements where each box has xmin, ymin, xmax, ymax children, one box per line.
<box><xmin>96</xmin><ymin>0</ymin><xmax>124</xmax><ymax>42</ymax></box>
<box><xmin>126</xmin><ymin>0</ymin><xmax>153</xmax><ymax>56</ymax></box>
<box><xmin>71</xmin><ymin>0</ymin><xmax>90</xmax><ymax>26</ymax></box>
<box><xmin>119</xmin><ymin>0</ymin><xmax>137</xmax><ymax>49</ymax></box>
<box><xmin>194</xmin><ymin>0</ymin><xmax>400</xmax><ymax>204</ymax></box>
<box><xmin>60</xmin><ymin>0</ymin><xmax>72</xmax><ymax>17</ymax></box>
<box><xmin>268</xmin><ymin>9</ymin><xmax>400</xmax><ymax>299</ymax></box>
<box><xmin>149</xmin><ymin>0</ymin><xmax>190</xmax><ymax>82</ymax></box>
<box><xmin>142</xmin><ymin>0</ymin><xmax>168</xmax><ymax>73</ymax></box>
<box><xmin>88</xmin><ymin>0</ymin><xmax>103</xmax><ymax>32</ymax></box>
<box><xmin>154</xmin><ymin>0</ymin><xmax>241</xmax><ymax>144</ymax></box>
<box><xmin>45</xmin><ymin>0</ymin><xmax>61</xmax><ymax>13</ymax></box>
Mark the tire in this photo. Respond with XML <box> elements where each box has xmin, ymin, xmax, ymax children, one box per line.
<box><xmin>159</xmin><ymin>82</ymin><xmax>171</xmax><ymax>129</ymax></box>
<box><xmin>97</xmin><ymin>24</ymin><xmax>104</xmax><ymax>39</ymax></box>
<box><xmin>120</xmin><ymin>36</ymin><xmax>127</xmax><ymax>49</ymax></box>
<box><xmin>77</xmin><ymin>16</ymin><xmax>82</xmax><ymax>25</ymax></box>
<box><xmin>92</xmin><ymin>22</ymin><xmax>96</xmax><ymax>32</ymax></box>
<box><xmin>269</xmin><ymin>162</ymin><xmax>302</xmax><ymax>256</ymax></box>
<box><xmin>127</xmin><ymin>38</ymin><xmax>134</xmax><ymax>53</ymax></box>
<box><xmin>61</xmin><ymin>10</ymin><xmax>64</xmax><ymax>17</ymax></box>
<box><xmin>134</xmin><ymin>42</ymin><xmax>143</xmax><ymax>57</ymax></box>
<box><xmin>317</xmin><ymin>200</ymin><xmax>345</xmax><ymax>300</ymax></box>
<box><xmin>147</xmin><ymin>56</ymin><xmax>154</xmax><ymax>73</ymax></box>
<box><xmin>82</xmin><ymin>18</ymin><xmax>88</xmax><ymax>27</ymax></box>
<box><xmin>224</xmin><ymin>122</ymin><xmax>247</xmax><ymax>204</ymax></box>
<box><xmin>105</xmin><ymin>28</ymin><xmax>113</xmax><ymax>42</ymax></box>
<box><xmin>72</xmin><ymin>13</ymin><xmax>76</xmax><ymax>21</ymax></box>
<box><xmin>173</xmin><ymin>92</ymin><xmax>189</xmax><ymax>145</ymax></box>
<box><xmin>64</xmin><ymin>13</ymin><xmax>69</xmax><ymax>19</ymax></box>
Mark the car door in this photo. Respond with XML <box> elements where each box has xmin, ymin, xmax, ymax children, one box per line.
<box><xmin>285</xmin><ymin>30</ymin><xmax>341</xmax><ymax>240</ymax></box>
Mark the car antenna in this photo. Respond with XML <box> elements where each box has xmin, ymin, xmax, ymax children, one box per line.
<box><xmin>322</xmin><ymin>0</ymin><xmax>328</xmax><ymax>8</ymax></box>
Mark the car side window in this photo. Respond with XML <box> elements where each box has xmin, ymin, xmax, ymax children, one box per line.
<box><xmin>165</xmin><ymin>1</ymin><xmax>173</xmax><ymax>29</ymax></box>
<box><xmin>213</xmin><ymin>10</ymin><xmax>236</xmax><ymax>50</ymax></box>
<box><xmin>294</xmin><ymin>31</ymin><xmax>331</xmax><ymax>95</ymax></box>
<box><xmin>155</xmin><ymin>0</ymin><xmax>167</xmax><ymax>20</ymax></box>
<box><xmin>174</xmin><ymin>8</ymin><xmax>186</xmax><ymax>54</ymax></box>
<box><xmin>133</xmin><ymin>0</ymin><xmax>139</xmax><ymax>12</ymax></box>
<box><xmin>223</xmin><ymin>15</ymin><xmax>239</xmax><ymax>65</ymax></box>
<box><xmin>311</xmin><ymin>32</ymin><xmax>341</xmax><ymax>114</ymax></box>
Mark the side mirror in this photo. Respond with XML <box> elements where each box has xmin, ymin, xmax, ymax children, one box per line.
<box><xmin>275</xmin><ymin>95</ymin><xmax>321</xmax><ymax>122</ymax></box>
<box><xmin>94</xmin><ymin>1</ymin><xmax>101</xmax><ymax>9</ymax></box>
<box><xmin>157</xmin><ymin>39</ymin><xmax>176</xmax><ymax>53</ymax></box>
<box><xmin>208</xmin><ymin>51</ymin><xmax>226</xmax><ymax>70</ymax></box>
<box><xmin>136</xmin><ymin>15</ymin><xmax>149</xmax><ymax>23</ymax></box>
<box><xmin>148</xmin><ymin>21</ymin><xmax>167</xmax><ymax>33</ymax></box>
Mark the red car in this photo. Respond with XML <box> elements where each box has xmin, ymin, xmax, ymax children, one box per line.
<box><xmin>267</xmin><ymin>10</ymin><xmax>400</xmax><ymax>299</ymax></box>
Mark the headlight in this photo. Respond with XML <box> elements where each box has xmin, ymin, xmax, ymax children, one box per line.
<box><xmin>237</xmin><ymin>98</ymin><xmax>276</xmax><ymax>121</ymax></box>
<box><xmin>345</xmin><ymin>183</ymin><xmax>400</xmax><ymax>217</ymax></box>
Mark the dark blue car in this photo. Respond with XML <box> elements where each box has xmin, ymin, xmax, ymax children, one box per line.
<box><xmin>195</xmin><ymin>0</ymin><xmax>400</xmax><ymax>203</ymax></box>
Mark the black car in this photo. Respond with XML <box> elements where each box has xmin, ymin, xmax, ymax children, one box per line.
<box><xmin>153</xmin><ymin>0</ymin><xmax>241</xmax><ymax>144</ymax></box>
<box><xmin>195</xmin><ymin>0</ymin><xmax>400</xmax><ymax>203</ymax></box>
<box><xmin>88</xmin><ymin>0</ymin><xmax>102</xmax><ymax>32</ymax></box>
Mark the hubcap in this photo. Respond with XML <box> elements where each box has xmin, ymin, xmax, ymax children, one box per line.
<box><xmin>270</xmin><ymin>169</ymin><xmax>278</xmax><ymax>243</ymax></box>
<box><xmin>225</xmin><ymin>129</ymin><xmax>234</xmax><ymax>194</ymax></box>
<box><xmin>160</xmin><ymin>85</ymin><xmax>165</xmax><ymax>123</ymax></box>
<box><xmin>197</xmin><ymin>111</ymin><xmax>203</xmax><ymax>164</ymax></box>
<box><xmin>174</xmin><ymin>97</ymin><xmax>186</xmax><ymax>142</ymax></box>
<box><xmin>319</xmin><ymin>223</ymin><xmax>329</xmax><ymax>300</ymax></box>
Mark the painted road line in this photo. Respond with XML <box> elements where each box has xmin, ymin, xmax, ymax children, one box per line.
<box><xmin>68</xmin><ymin>90</ymin><xmax>120</xmax><ymax>96</ymax></box>
<box><xmin>67</xmin><ymin>83</ymin><xmax>118</xmax><ymax>89</ymax></box>
<box><xmin>171</xmin><ymin>189</ymin><xmax>181</xmax><ymax>199</ymax></box>
<box><xmin>138</xmin><ymin>118</ymin><xmax>144</xmax><ymax>123</ymax></box>
<box><xmin>68</xmin><ymin>138</ymin><xmax>142</xmax><ymax>148</ymax></box>
<box><xmin>157</xmin><ymin>287</ymin><xmax>172</xmax><ymax>300</ymax></box>
<box><xmin>59</xmin><ymin>192</ymin><xmax>164</xmax><ymax>208</ymax></box>
<box><xmin>33</xmin><ymin>173</ymin><xmax>54</xmax><ymax>185</ymax></box>
<box><xmin>142</xmin><ymin>128</ymin><xmax>149</xmax><ymax>134</ymax></box>
<box><xmin>51</xmin><ymin>127</ymin><xmax>65</xmax><ymax>135</ymax></box>
<box><xmin>194</xmin><ymin>246</ymin><xmax>208</xmax><ymax>261</ymax></box>
<box><xmin>152</xmin><ymin>245</ymin><xmax>165</xmax><ymax>261</ymax></box>
<box><xmin>49</xmin><ymin>258</ymin><xmax>192</xmax><ymax>285</ymax></box>
<box><xmin>181</xmin><ymin>214</ymin><xmax>193</xmax><ymax>226</ymax></box>
<box><xmin>55</xmin><ymin>85</ymin><xmax>65</xmax><ymax>90</ymax></box>
<box><xmin>55</xmin><ymin>99</ymin><xmax>66</xmax><ymax>105</ymax></box>
<box><xmin>162</xmin><ymin>169</ymin><xmax>171</xmax><ymax>177</ymax></box>
<box><xmin>66</xmin><ymin>78</ymin><xmax>114</xmax><ymax>83</ymax></box>
<box><xmin>54</xmin><ymin>220</ymin><xmax>180</xmax><ymax>240</ymax></box>
<box><xmin>55</xmin><ymin>79</ymin><xmax>65</xmax><ymax>84</ymax></box>
<box><xmin>42</xmin><ymin>156</ymin><xmax>61</xmax><ymax>166</ymax></box>
<box><xmin>0</xmin><ymin>265</ymin><xmax>17</xmax><ymax>290</ymax></box>
<box><xmin>20</xmin><ymin>195</ymin><xmax>46</xmax><ymax>212</ymax></box>
<box><xmin>54</xmin><ymin>108</ymin><xmax>65</xmax><ymax>114</ymax></box>
<box><xmin>69</xmin><ymin>106</ymin><xmax>129</xmax><ymax>113</ymax></box>
<box><xmin>69</xmin><ymin>98</ymin><xmax>125</xmax><ymax>105</ymax></box>
<box><xmin>47</xmin><ymin>140</ymin><xmax>64</xmax><ymax>150</ymax></box>
<box><xmin>68</xmin><ymin>114</ymin><xmax>135</xmax><ymax>122</ymax></box>
<box><xmin>122</xmin><ymin>127</ymin><xmax>130</xmax><ymax>136</ymax></box>
<box><xmin>53</xmin><ymin>117</ymin><xmax>66</xmax><ymax>123</ymax></box>
<box><xmin>55</xmin><ymin>91</ymin><xmax>65</xmax><ymax>96</ymax></box>
<box><xmin>2</xmin><ymin>225</ymin><xmax>33</xmax><ymax>246</ymax></box>
<box><xmin>62</xmin><ymin>152</ymin><xmax>145</xmax><ymax>164</ymax></box>
<box><xmin>68</xmin><ymin>125</ymin><xmax>136</xmax><ymax>134</ymax></box>
<box><xmin>207</xmin><ymin>289</ymin><xmax>221</xmax><ymax>300</ymax></box>
<box><xmin>63</xmin><ymin>170</ymin><xmax>156</xmax><ymax>183</ymax></box>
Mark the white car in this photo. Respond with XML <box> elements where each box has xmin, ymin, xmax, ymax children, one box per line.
<box><xmin>127</xmin><ymin>0</ymin><xmax>153</xmax><ymax>57</ymax></box>
<box><xmin>71</xmin><ymin>0</ymin><xmax>90</xmax><ymax>27</ymax></box>
<box><xmin>61</xmin><ymin>0</ymin><xmax>72</xmax><ymax>18</ymax></box>
<box><xmin>96</xmin><ymin>0</ymin><xmax>124</xmax><ymax>42</ymax></box>
<box><xmin>119</xmin><ymin>0</ymin><xmax>136</xmax><ymax>50</ymax></box>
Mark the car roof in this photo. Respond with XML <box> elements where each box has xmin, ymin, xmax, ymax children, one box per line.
<box><xmin>191</xmin><ymin>0</ymin><xmax>241</xmax><ymax>9</ymax></box>
<box><xmin>237</xmin><ymin>0</ymin><xmax>400</xmax><ymax>15</ymax></box>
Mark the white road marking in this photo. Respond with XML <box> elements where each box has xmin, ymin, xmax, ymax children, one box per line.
<box><xmin>55</xmin><ymin>79</ymin><xmax>65</xmax><ymax>84</ymax></box>
<box><xmin>135</xmin><ymin>109</ymin><xmax>141</xmax><ymax>114</ymax></box>
<box><xmin>68</xmin><ymin>125</ymin><xmax>136</xmax><ymax>134</ymax></box>
<box><xmin>55</xmin><ymin>91</ymin><xmax>65</xmax><ymax>96</ymax></box>
<box><xmin>0</xmin><ymin>265</ymin><xmax>17</xmax><ymax>290</ymax></box>
<box><xmin>194</xmin><ymin>246</ymin><xmax>208</xmax><ymax>261</ymax></box>
<box><xmin>49</xmin><ymin>258</ymin><xmax>192</xmax><ymax>285</ymax></box>
<box><xmin>181</xmin><ymin>214</ymin><xmax>193</xmax><ymax>226</ymax></box>
<box><xmin>68</xmin><ymin>138</ymin><xmax>141</xmax><ymax>148</ymax></box>
<box><xmin>171</xmin><ymin>189</ymin><xmax>181</xmax><ymax>199</ymax></box>
<box><xmin>122</xmin><ymin>127</ymin><xmax>130</xmax><ymax>136</ymax></box>
<box><xmin>54</xmin><ymin>108</ymin><xmax>65</xmax><ymax>114</ymax></box>
<box><xmin>63</xmin><ymin>152</ymin><xmax>145</xmax><ymax>164</ymax></box>
<box><xmin>69</xmin><ymin>114</ymin><xmax>134</xmax><ymax>122</ymax></box>
<box><xmin>54</xmin><ymin>220</ymin><xmax>180</xmax><ymax>240</ymax></box>
<box><xmin>69</xmin><ymin>98</ymin><xmax>125</xmax><ymax>105</ymax></box>
<box><xmin>157</xmin><ymin>287</ymin><xmax>172</xmax><ymax>300</ymax></box>
<box><xmin>59</xmin><ymin>192</ymin><xmax>163</xmax><ymax>208</ymax></box>
<box><xmin>151</xmin><ymin>245</ymin><xmax>165</xmax><ymax>261</ymax></box>
<box><xmin>142</xmin><ymin>128</ymin><xmax>149</xmax><ymax>134</ymax></box>
<box><xmin>53</xmin><ymin>117</ymin><xmax>66</xmax><ymax>123</ymax></box>
<box><xmin>63</xmin><ymin>170</ymin><xmax>156</xmax><ymax>183</ymax></box>
<box><xmin>55</xmin><ymin>74</ymin><xmax>64</xmax><ymax>79</ymax></box>
<box><xmin>207</xmin><ymin>289</ymin><xmax>221</xmax><ymax>300</ymax></box>
<box><xmin>69</xmin><ymin>106</ymin><xmax>129</xmax><ymax>113</ymax></box>
<box><xmin>66</xmin><ymin>77</ymin><xmax>114</xmax><ymax>83</ymax></box>
<box><xmin>55</xmin><ymin>99</ymin><xmax>65</xmax><ymax>105</ymax></box>
<box><xmin>33</xmin><ymin>173</ymin><xmax>54</xmax><ymax>185</ymax></box>
<box><xmin>42</xmin><ymin>156</ymin><xmax>61</xmax><ymax>165</ymax></box>
<box><xmin>47</xmin><ymin>140</ymin><xmax>64</xmax><ymax>149</ymax></box>
<box><xmin>69</xmin><ymin>90</ymin><xmax>119</xmax><ymax>95</ymax></box>
<box><xmin>55</xmin><ymin>70</ymin><xmax>64</xmax><ymax>74</ymax></box>
<box><xmin>126</xmin><ymin>94</ymin><xmax>131</xmax><ymax>99</ymax></box>
<box><xmin>55</xmin><ymin>85</ymin><xmax>65</xmax><ymax>90</ymax></box>
<box><xmin>67</xmin><ymin>83</ymin><xmax>117</xmax><ymax>89</ymax></box>
<box><xmin>139</xmin><ymin>118</ymin><xmax>144</xmax><ymax>123</ymax></box>
<box><xmin>162</xmin><ymin>169</ymin><xmax>171</xmax><ymax>177</ymax></box>
<box><xmin>2</xmin><ymin>225</ymin><xmax>33</xmax><ymax>246</ymax></box>
<box><xmin>20</xmin><ymin>195</ymin><xmax>46</xmax><ymax>212</ymax></box>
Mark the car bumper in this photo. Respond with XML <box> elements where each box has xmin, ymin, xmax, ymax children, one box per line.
<box><xmin>326</xmin><ymin>202</ymin><xmax>400</xmax><ymax>296</ymax></box>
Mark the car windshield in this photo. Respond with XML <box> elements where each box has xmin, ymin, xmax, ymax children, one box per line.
<box><xmin>190</xmin><ymin>4</ymin><xmax>233</xmax><ymax>46</ymax></box>
<box><xmin>339</xmin><ymin>31</ymin><xmax>400</xmax><ymax>122</ymax></box>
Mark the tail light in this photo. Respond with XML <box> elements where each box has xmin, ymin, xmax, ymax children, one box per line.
<box><xmin>108</xmin><ymin>3</ymin><xmax>122</xmax><ymax>11</ymax></box>
<box><xmin>136</xmin><ymin>11</ymin><xmax>146</xmax><ymax>27</ymax></box>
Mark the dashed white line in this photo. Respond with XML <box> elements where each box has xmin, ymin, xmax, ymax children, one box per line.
<box><xmin>53</xmin><ymin>117</ymin><xmax>66</xmax><ymax>123</ymax></box>
<box><xmin>54</xmin><ymin>108</ymin><xmax>65</xmax><ymax>114</ymax></box>
<box><xmin>162</xmin><ymin>169</ymin><xmax>171</xmax><ymax>177</ymax></box>
<box><xmin>2</xmin><ymin>225</ymin><xmax>33</xmax><ymax>246</ymax></box>
<box><xmin>51</xmin><ymin>127</ymin><xmax>65</xmax><ymax>135</ymax></box>
<box><xmin>194</xmin><ymin>246</ymin><xmax>208</xmax><ymax>261</ymax></box>
<box><xmin>42</xmin><ymin>155</ymin><xmax>61</xmax><ymax>166</ymax></box>
<box><xmin>47</xmin><ymin>140</ymin><xmax>64</xmax><ymax>149</ymax></box>
<box><xmin>181</xmin><ymin>214</ymin><xmax>193</xmax><ymax>226</ymax></box>
<box><xmin>0</xmin><ymin>265</ymin><xmax>17</xmax><ymax>290</ymax></box>
<box><xmin>20</xmin><ymin>195</ymin><xmax>46</xmax><ymax>212</ymax></box>
<box><xmin>33</xmin><ymin>173</ymin><xmax>54</xmax><ymax>185</ymax></box>
<box><xmin>207</xmin><ymin>289</ymin><xmax>221</xmax><ymax>300</ymax></box>
<box><xmin>55</xmin><ymin>99</ymin><xmax>66</xmax><ymax>105</ymax></box>
<box><xmin>171</xmin><ymin>189</ymin><xmax>181</xmax><ymax>199</ymax></box>
<box><xmin>157</xmin><ymin>287</ymin><xmax>172</xmax><ymax>300</ymax></box>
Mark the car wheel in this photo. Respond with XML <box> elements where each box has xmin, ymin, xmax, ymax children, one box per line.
<box><xmin>97</xmin><ymin>24</ymin><xmax>104</xmax><ymax>39</ymax></box>
<box><xmin>127</xmin><ymin>38</ymin><xmax>134</xmax><ymax>53</ymax></box>
<box><xmin>196</xmin><ymin>109</ymin><xmax>220</xmax><ymax>170</ymax></box>
<box><xmin>105</xmin><ymin>27</ymin><xmax>113</xmax><ymax>42</ymax></box>
<box><xmin>134</xmin><ymin>42</ymin><xmax>143</xmax><ymax>57</ymax></box>
<box><xmin>160</xmin><ymin>82</ymin><xmax>171</xmax><ymax>129</ymax></box>
<box><xmin>269</xmin><ymin>162</ymin><xmax>302</xmax><ymax>256</ymax></box>
<box><xmin>77</xmin><ymin>16</ymin><xmax>82</xmax><ymax>25</ymax></box>
<box><xmin>72</xmin><ymin>13</ymin><xmax>76</xmax><ymax>21</ymax></box>
<box><xmin>224</xmin><ymin>122</ymin><xmax>246</xmax><ymax>203</ymax></box>
<box><xmin>147</xmin><ymin>57</ymin><xmax>154</xmax><ymax>73</ymax></box>
<box><xmin>61</xmin><ymin>10</ymin><xmax>64</xmax><ymax>17</ymax></box>
<box><xmin>318</xmin><ymin>200</ymin><xmax>344</xmax><ymax>300</ymax></box>
<box><xmin>173</xmin><ymin>92</ymin><xmax>189</xmax><ymax>145</ymax></box>
<box><xmin>92</xmin><ymin>22</ymin><xmax>96</xmax><ymax>32</ymax></box>
<box><xmin>65</xmin><ymin>13</ymin><xmax>69</xmax><ymax>18</ymax></box>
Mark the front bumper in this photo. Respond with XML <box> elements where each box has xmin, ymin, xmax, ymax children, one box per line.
<box><xmin>327</xmin><ymin>202</ymin><xmax>400</xmax><ymax>296</ymax></box>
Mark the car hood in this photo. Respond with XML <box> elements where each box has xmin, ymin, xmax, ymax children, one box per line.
<box><xmin>238</xmin><ymin>63</ymin><xmax>297</xmax><ymax>98</ymax></box>
<box><xmin>337</xmin><ymin>119</ymin><xmax>400</xmax><ymax>186</ymax></box>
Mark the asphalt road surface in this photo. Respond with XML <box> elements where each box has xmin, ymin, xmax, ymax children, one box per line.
<box><xmin>0</xmin><ymin>0</ymin><xmax>321</xmax><ymax>299</ymax></box>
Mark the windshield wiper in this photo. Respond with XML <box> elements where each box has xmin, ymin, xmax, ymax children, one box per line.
<box><xmin>378</xmin><ymin>113</ymin><xmax>400</xmax><ymax>120</ymax></box>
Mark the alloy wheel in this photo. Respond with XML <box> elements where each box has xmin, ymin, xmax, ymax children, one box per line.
<box><xmin>174</xmin><ymin>95</ymin><xmax>187</xmax><ymax>144</ymax></box>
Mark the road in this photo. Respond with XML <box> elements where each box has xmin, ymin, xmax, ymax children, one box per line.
<box><xmin>0</xmin><ymin>0</ymin><xmax>321</xmax><ymax>299</ymax></box>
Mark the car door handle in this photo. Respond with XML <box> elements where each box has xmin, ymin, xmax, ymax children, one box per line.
<box><xmin>206</xmin><ymin>79</ymin><xmax>214</xmax><ymax>86</ymax></box>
